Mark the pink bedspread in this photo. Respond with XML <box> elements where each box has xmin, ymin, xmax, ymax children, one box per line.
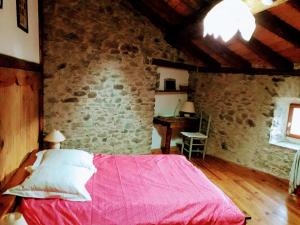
<box><xmin>20</xmin><ymin>154</ymin><xmax>245</xmax><ymax>225</ymax></box>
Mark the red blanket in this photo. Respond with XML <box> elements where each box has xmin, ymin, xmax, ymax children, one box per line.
<box><xmin>20</xmin><ymin>154</ymin><xmax>245</xmax><ymax>225</ymax></box>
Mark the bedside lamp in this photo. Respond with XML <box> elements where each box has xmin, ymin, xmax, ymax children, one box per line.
<box><xmin>180</xmin><ymin>101</ymin><xmax>196</xmax><ymax>117</ymax></box>
<box><xmin>44</xmin><ymin>129</ymin><xmax>65</xmax><ymax>149</ymax></box>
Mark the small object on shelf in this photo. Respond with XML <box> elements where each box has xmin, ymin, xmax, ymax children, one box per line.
<box><xmin>44</xmin><ymin>129</ymin><xmax>66</xmax><ymax>149</ymax></box>
<box><xmin>164</xmin><ymin>78</ymin><xmax>176</xmax><ymax>91</ymax></box>
<box><xmin>179</xmin><ymin>85</ymin><xmax>188</xmax><ymax>92</ymax></box>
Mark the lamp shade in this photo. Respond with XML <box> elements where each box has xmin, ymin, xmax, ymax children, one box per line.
<box><xmin>180</xmin><ymin>101</ymin><xmax>195</xmax><ymax>114</ymax></box>
<box><xmin>203</xmin><ymin>0</ymin><xmax>256</xmax><ymax>42</ymax></box>
<box><xmin>44</xmin><ymin>129</ymin><xmax>66</xmax><ymax>143</ymax></box>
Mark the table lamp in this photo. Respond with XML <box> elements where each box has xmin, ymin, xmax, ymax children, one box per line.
<box><xmin>44</xmin><ymin>129</ymin><xmax>66</xmax><ymax>149</ymax></box>
<box><xmin>180</xmin><ymin>101</ymin><xmax>196</xmax><ymax>117</ymax></box>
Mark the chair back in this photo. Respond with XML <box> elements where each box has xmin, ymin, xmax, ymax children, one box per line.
<box><xmin>199</xmin><ymin>111</ymin><xmax>211</xmax><ymax>136</ymax></box>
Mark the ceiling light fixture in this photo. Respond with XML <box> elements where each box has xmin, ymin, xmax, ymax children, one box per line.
<box><xmin>203</xmin><ymin>0</ymin><xmax>256</xmax><ymax>42</ymax></box>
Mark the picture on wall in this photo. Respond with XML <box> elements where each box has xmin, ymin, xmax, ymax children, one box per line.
<box><xmin>0</xmin><ymin>0</ymin><xmax>3</xmax><ymax>9</ymax></box>
<box><xmin>16</xmin><ymin>0</ymin><xmax>28</xmax><ymax>33</ymax></box>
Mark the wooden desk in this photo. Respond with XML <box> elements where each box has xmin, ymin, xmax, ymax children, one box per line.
<box><xmin>153</xmin><ymin>117</ymin><xmax>199</xmax><ymax>154</ymax></box>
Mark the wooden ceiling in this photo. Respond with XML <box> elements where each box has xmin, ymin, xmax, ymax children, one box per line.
<box><xmin>129</xmin><ymin>0</ymin><xmax>300</xmax><ymax>75</ymax></box>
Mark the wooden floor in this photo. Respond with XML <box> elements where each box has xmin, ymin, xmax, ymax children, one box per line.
<box><xmin>152</xmin><ymin>149</ymin><xmax>300</xmax><ymax>225</ymax></box>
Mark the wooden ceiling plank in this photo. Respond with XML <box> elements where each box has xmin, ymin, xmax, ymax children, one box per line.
<box><xmin>242</xmin><ymin>37</ymin><xmax>294</xmax><ymax>70</ymax></box>
<box><xmin>176</xmin><ymin>0</ymin><xmax>221</xmax><ymax>36</ymax></box>
<box><xmin>256</xmin><ymin>11</ymin><xmax>300</xmax><ymax>47</ymax></box>
<box><xmin>201</xmin><ymin>37</ymin><xmax>252</xmax><ymax>69</ymax></box>
<box><xmin>165</xmin><ymin>33</ymin><xmax>221</xmax><ymax>68</ymax></box>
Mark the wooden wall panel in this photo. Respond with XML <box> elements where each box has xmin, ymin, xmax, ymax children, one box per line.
<box><xmin>0</xmin><ymin>67</ymin><xmax>41</xmax><ymax>191</ymax></box>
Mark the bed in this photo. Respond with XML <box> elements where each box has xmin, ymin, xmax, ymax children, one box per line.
<box><xmin>16</xmin><ymin>153</ymin><xmax>246</xmax><ymax>225</ymax></box>
<box><xmin>0</xmin><ymin>70</ymin><xmax>249</xmax><ymax>224</ymax></box>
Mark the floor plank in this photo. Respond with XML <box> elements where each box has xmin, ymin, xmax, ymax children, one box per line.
<box><xmin>152</xmin><ymin>149</ymin><xmax>300</xmax><ymax>225</ymax></box>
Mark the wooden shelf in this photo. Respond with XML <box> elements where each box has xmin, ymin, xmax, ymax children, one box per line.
<box><xmin>155</xmin><ymin>90</ymin><xmax>187</xmax><ymax>95</ymax></box>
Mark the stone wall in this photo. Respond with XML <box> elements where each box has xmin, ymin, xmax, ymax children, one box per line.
<box><xmin>189</xmin><ymin>73</ymin><xmax>300</xmax><ymax>179</ymax></box>
<box><xmin>43</xmin><ymin>0</ymin><xmax>189</xmax><ymax>154</ymax></box>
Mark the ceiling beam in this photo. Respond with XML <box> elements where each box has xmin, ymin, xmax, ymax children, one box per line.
<box><xmin>175</xmin><ymin>0</ymin><xmax>221</xmax><ymax>29</ymax></box>
<box><xmin>242</xmin><ymin>37</ymin><xmax>294</xmax><ymax>70</ymax></box>
<box><xmin>201</xmin><ymin>37</ymin><xmax>252</xmax><ymax>69</ymax></box>
<box><xmin>150</xmin><ymin>58</ymin><xmax>300</xmax><ymax>75</ymax></box>
<box><xmin>256</xmin><ymin>11</ymin><xmax>300</xmax><ymax>47</ymax></box>
<box><xmin>165</xmin><ymin>34</ymin><xmax>221</xmax><ymax>68</ymax></box>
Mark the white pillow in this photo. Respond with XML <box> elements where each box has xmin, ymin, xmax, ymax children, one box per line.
<box><xmin>4</xmin><ymin>165</ymin><xmax>94</xmax><ymax>201</ymax></box>
<box><xmin>30</xmin><ymin>149</ymin><xmax>96</xmax><ymax>172</ymax></box>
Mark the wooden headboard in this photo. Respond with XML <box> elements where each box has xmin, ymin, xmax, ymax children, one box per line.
<box><xmin>0</xmin><ymin>66</ymin><xmax>42</xmax><ymax>192</ymax></box>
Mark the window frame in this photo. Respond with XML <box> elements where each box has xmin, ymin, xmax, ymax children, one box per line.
<box><xmin>286</xmin><ymin>103</ymin><xmax>300</xmax><ymax>139</ymax></box>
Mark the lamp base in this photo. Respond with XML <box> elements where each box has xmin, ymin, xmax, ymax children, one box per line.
<box><xmin>48</xmin><ymin>142</ymin><xmax>61</xmax><ymax>149</ymax></box>
<box><xmin>179</xmin><ymin>111</ymin><xmax>196</xmax><ymax>118</ymax></box>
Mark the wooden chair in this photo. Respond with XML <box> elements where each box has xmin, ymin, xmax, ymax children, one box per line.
<box><xmin>181</xmin><ymin>111</ymin><xmax>211</xmax><ymax>160</ymax></box>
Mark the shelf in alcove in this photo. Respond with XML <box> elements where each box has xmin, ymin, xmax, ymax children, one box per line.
<box><xmin>155</xmin><ymin>90</ymin><xmax>187</xmax><ymax>95</ymax></box>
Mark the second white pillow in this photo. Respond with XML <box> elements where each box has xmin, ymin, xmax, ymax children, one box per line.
<box><xmin>31</xmin><ymin>149</ymin><xmax>96</xmax><ymax>172</ymax></box>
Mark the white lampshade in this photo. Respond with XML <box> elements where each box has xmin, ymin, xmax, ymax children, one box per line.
<box><xmin>203</xmin><ymin>0</ymin><xmax>256</xmax><ymax>42</ymax></box>
<box><xmin>180</xmin><ymin>101</ymin><xmax>195</xmax><ymax>114</ymax></box>
<box><xmin>44</xmin><ymin>129</ymin><xmax>66</xmax><ymax>143</ymax></box>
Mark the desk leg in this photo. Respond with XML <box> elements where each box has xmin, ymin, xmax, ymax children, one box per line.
<box><xmin>162</xmin><ymin>126</ymin><xmax>172</xmax><ymax>154</ymax></box>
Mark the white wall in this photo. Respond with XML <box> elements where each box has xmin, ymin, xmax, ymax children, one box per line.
<box><xmin>151</xmin><ymin>67</ymin><xmax>189</xmax><ymax>149</ymax></box>
<box><xmin>0</xmin><ymin>0</ymin><xmax>40</xmax><ymax>63</ymax></box>
<box><xmin>157</xmin><ymin>67</ymin><xmax>189</xmax><ymax>91</ymax></box>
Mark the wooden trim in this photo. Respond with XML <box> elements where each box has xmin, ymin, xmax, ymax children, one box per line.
<box><xmin>0</xmin><ymin>150</ymin><xmax>37</xmax><ymax>217</ymax></box>
<box><xmin>150</xmin><ymin>58</ymin><xmax>300</xmax><ymax>75</ymax></box>
<box><xmin>0</xmin><ymin>54</ymin><xmax>41</xmax><ymax>72</ymax></box>
<box><xmin>0</xmin><ymin>67</ymin><xmax>42</xmax><ymax>88</ymax></box>
<box><xmin>286</xmin><ymin>103</ymin><xmax>300</xmax><ymax>139</ymax></box>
